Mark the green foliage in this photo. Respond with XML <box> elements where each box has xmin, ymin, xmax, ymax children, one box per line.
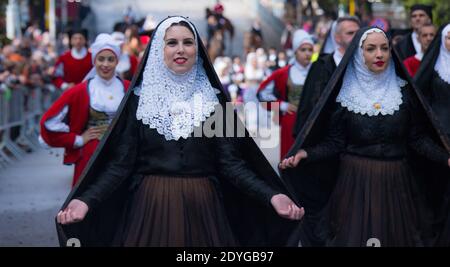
<box><xmin>0</xmin><ymin>0</ymin><xmax>7</xmax><ymax>36</ymax></box>
<box><xmin>0</xmin><ymin>34</ymin><xmax>11</xmax><ymax>47</ymax></box>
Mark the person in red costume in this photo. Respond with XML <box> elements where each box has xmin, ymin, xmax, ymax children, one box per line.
<box><xmin>111</xmin><ymin>31</ymin><xmax>139</xmax><ymax>81</ymax></box>
<box><xmin>257</xmin><ymin>29</ymin><xmax>314</xmax><ymax>159</ymax></box>
<box><xmin>40</xmin><ymin>33</ymin><xmax>130</xmax><ymax>187</ymax></box>
<box><xmin>52</xmin><ymin>29</ymin><xmax>93</xmax><ymax>90</ymax></box>
<box><xmin>403</xmin><ymin>23</ymin><xmax>436</xmax><ymax>77</ymax></box>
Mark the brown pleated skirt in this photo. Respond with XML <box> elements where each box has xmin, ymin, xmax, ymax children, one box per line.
<box><xmin>305</xmin><ymin>154</ymin><xmax>432</xmax><ymax>247</ymax></box>
<box><xmin>114</xmin><ymin>175</ymin><xmax>237</xmax><ymax>247</ymax></box>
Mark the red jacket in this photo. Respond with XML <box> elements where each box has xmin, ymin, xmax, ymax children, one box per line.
<box><xmin>52</xmin><ymin>50</ymin><xmax>93</xmax><ymax>89</ymax></box>
<box><xmin>129</xmin><ymin>54</ymin><xmax>139</xmax><ymax>77</ymax></box>
<box><xmin>257</xmin><ymin>65</ymin><xmax>291</xmax><ymax>110</ymax></box>
<box><xmin>40</xmin><ymin>79</ymin><xmax>130</xmax><ymax>165</ymax></box>
<box><xmin>257</xmin><ymin>65</ymin><xmax>299</xmax><ymax>158</ymax></box>
<box><xmin>403</xmin><ymin>55</ymin><xmax>421</xmax><ymax>78</ymax></box>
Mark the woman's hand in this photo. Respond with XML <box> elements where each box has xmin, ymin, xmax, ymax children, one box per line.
<box><xmin>286</xmin><ymin>103</ymin><xmax>297</xmax><ymax>115</ymax></box>
<box><xmin>270</xmin><ymin>194</ymin><xmax>304</xmax><ymax>220</ymax></box>
<box><xmin>57</xmin><ymin>199</ymin><xmax>89</xmax><ymax>225</ymax></box>
<box><xmin>279</xmin><ymin>149</ymin><xmax>308</xmax><ymax>169</ymax></box>
<box><xmin>81</xmin><ymin>127</ymin><xmax>102</xmax><ymax>145</ymax></box>
<box><xmin>448</xmin><ymin>158</ymin><xmax>450</xmax><ymax>167</ymax></box>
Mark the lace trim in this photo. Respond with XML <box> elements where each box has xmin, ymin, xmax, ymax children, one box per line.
<box><xmin>135</xmin><ymin>17</ymin><xmax>219</xmax><ymax>140</ymax></box>
<box><xmin>434</xmin><ymin>24</ymin><xmax>450</xmax><ymax>85</ymax></box>
<box><xmin>338</xmin><ymin>77</ymin><xmax>406</xmax><ymax>116</ymax></box>
<box><xmin>359</xmin><ymin>28</ymin><xmax>387</xmax><ymax>47</ymax></box>
<box><xmin>337</xmin><ymin>28</ymin><xmax>406</xmax><ymax>117</ymax></box>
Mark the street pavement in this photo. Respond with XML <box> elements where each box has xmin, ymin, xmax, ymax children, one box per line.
<box><xmin>0</xmin><ymin>148</ymin><xmax>72</xmax><ymax>246</ymax></box>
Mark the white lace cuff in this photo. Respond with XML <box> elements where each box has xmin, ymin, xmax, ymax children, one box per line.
<box><xmin>44</xmin><ymin>106</ymin><xmax>70</xmax><ymax>132</ymax></box>
<box><xmin>61</xmin><ymin>82</ymin><xmax>71</xmax><ymax>90</ymax></box>
<box><xmin>258</xmin><ymin>81</ymin><xmax>278</xmax><ymax>102</ymax></box>
<box><xmin>280</xmin><ymin>101</ymin><xmax>289</xmax><ymax>113</ymax></box>
<box><xmin>73</xmin><ymin>135</ymin><xmax>84</xmax><ymax>149</ymax></box>
<box><xmin>38</xmin><ymin>135</ymin><xmax>51</xmax><ymax>149</ymax></box>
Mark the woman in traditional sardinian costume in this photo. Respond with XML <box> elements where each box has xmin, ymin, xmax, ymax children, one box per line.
<box><xmin>257</xmin><ymin>29</ymin><xmax>313</xmax><ymax>159</ymax></box>
<box><xmin>280</xmin><ymin>27</ymin><xmax>450</xmax><ymax>247</ymax></box>
<box><xmin>414</xmin><ymin>23</ymin><xmax>450</xmax><ymax>246</ymax></box>
<box><xmin>40</xmin><ymin>33</ymin><xmax>130</xmax><ymax>187</ymax></box>
<box><xmin>320</xmin><ymin>20</ymin><xmax>337</xmax><ymax>55</ymax></box>
<box><xmin>54</xmin><ymin>16</ymin><xmax>303</xmax><ymax>247</ymax></box>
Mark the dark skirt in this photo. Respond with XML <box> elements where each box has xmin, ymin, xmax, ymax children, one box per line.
<box><xmin>113</xmin><ymin>175</ymin><xmax>237</xmax><ymax>247</ymax></box>
<box><xmin>295</xmin><ymin>154</ymin><xmax>432</xmax><ymax>247</ymax></box>
<box><xmin>433</xmin><ymin>156</ymin><xmax>450</xmax><ymax>246</ymax></box>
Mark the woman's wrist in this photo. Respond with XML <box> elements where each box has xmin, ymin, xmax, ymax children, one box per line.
<box><xmin>301</xmin><ymin>150</ymin><xmax>308</xmax><ymax>158</ymax></box>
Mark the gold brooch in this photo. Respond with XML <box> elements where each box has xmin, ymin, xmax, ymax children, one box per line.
<box><xmin>373</xmin><ymin>103</ymin><xmax>381</xmax><ymax>110</ymax></box>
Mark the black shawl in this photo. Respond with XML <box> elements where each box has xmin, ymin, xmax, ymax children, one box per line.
<box><xmin>414</xmin><ymin>24</ymin><xmax>449</xmax><ymax>97</ymax></box>
<box><xmin>282</xmin><ymin>26</ymin><xmax>450</xmax><ymax>245</ymax></box>
<box><xmin>394</xmin><ymin>30</ymin><xmax>416</xmax><ymax>61</ymax></box>
<box><xmin>55</xmin><ymin>16</ymin><xmax>299</xmax><ymax>247</ymax></box>
<box><xmin>413</xmin><ymin>23</ymin><xmax>450</xmax><ymax>246</ymax></box>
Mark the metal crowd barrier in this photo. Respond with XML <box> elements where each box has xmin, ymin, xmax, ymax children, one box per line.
<box><xmin>0</xmin><ymin>85</ymin><xmax>60</xmax><ymax>170</ymax></box>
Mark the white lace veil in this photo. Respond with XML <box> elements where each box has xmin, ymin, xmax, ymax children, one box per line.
<box><xmin>135</xmin><ymin>16</ymin><xmax>219</xmax><ymax>140</ymax></box>
<box><xmin>322</xmin><ymin>21</ymin><xmax>337</xmax><ymax>54</ymax></box>
<box><xmin>434</xmin><ymin>24</ymin><xmax>450</xmax><ymax>85</ymax></box>
<box><xmin>336</xmin><ymin>28</ymin><xmax>406</xmax><ymax>116</ymax></box>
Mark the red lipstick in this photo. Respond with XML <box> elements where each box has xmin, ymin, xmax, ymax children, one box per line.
<box><xmin>174</xmin><ymin>57</ymin><xmax>187</xmax><ymax>64</ymax></box>
<box><xmin>374</xmin><ymin>61</ymin><xmax>384</xmax><ymax>67</ymax></box>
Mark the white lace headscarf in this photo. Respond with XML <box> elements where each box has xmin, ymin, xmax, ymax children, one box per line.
<box><xmin>336</xmin><ymin>28</ymin><xmax>406</xmax><ymax>116</ymax></box>
<box><xmin>434</xmin><ymin>24</ymin><xmax>450</xmax><ymax>84</ymax></box>
<box><xmin>136</xmin><ymin>16</ymin><xmax>219</xmax><ymax>140</ymax></box>
<box><xmin>323</xmin><ymin>21</ymin><xmax>337</xmax><ymax>54</ymax></box>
